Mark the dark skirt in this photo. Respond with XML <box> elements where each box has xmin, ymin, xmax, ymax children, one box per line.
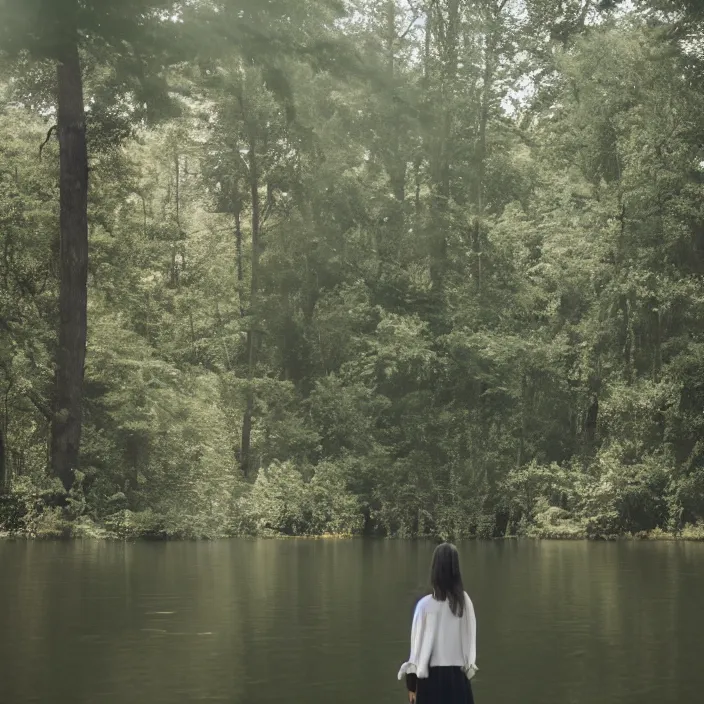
<box><xmin>407</xmin><ymin>667</ymin><xmax>475</xmax><ymax>704</ymax></box>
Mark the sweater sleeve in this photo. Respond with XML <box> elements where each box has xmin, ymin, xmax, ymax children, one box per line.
<box><xmin>461</xmin><ymin>592</ymin><xmax>477</xmax><ymax>671</ymax></box>
<box><xmin>397</xmin><ymin>599</ymin><xmax>436</xmax><ymax>681</ymax></box>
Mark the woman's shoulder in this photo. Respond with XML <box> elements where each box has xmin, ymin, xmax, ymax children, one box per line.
<box><xmin>414</xmin><ymin>593</ymin><xmax>435</xmax><ymax>614</ymax></box>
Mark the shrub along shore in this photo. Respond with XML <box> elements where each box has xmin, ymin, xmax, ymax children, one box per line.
<box><xmin>1</xmin><ymin>468</ymin><xmax>703</xmax><ymax>541</ymax></box>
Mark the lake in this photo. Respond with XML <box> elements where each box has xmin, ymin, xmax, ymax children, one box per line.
<box><xmin>0</xmin><ymin>539</ymin><xmax>702</xmax><ymax>703</ymax></box>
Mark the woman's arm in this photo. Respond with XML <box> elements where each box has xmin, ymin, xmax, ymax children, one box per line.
<box><xmin>398</xmin><ymin>598</ymin><xmax>435</xmax><ymax>686</ymax></box>
<box><xmin>463</xmin><ymin>593</ymin><xmax>477</xmax><ymax>667</ymax></box>
<box><xmin>405</xmin><ymin>602</ymin><xmax>424</xmax><ymax>688</ymax></box>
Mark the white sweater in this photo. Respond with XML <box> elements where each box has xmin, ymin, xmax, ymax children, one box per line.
<box><xmin>397</xmin><ymin>593</ymin><xmax>477</xmax><ymax>680</ymax></box>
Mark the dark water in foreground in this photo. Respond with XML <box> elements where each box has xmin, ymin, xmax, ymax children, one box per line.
<box><xmin>0</xmin><ymin>539</ymin><xmax>702</xmax><ymax>704</ymax></box>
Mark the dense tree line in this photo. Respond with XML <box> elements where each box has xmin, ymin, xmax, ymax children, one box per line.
<box><xmin>0</xmin><ymin>0</ymin><xmax>703</xmax><ymax>539</ymax></box>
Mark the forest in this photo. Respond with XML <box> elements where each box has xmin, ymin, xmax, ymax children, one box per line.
<box><xmin>0</xmin><ymin>0</ymin><xmax>703</xmax><ymax>540</ymax></box>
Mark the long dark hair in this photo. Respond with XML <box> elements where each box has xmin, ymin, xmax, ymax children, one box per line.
<box><xmin>430</xmin><ymin>542</ymin><xmax>465</xmax><ymax>617</ymax></box>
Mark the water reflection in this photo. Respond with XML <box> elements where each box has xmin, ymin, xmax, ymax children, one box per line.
<box><xmin>0</xmin><ymin>539</ymin><xmax>702</xmax><ymax>704</ymax></box>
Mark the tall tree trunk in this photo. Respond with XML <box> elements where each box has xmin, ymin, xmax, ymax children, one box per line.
<box><xmin>171</xmin><ymin>152</ymin><xmax>181</xmax><ymax>287</ymax></box>
<box><xmin>386</xmin><ymin>0</ymin><xmax>406</xmax><ymax>203</ymax></box>
<box><xmin>0</xmin><ymin>426</ymin><xmax>6</xmax><ymax>494</ymax></box>
<box><xmin>240</xmin><ymin>139</ymin><xmax>260</xmax><ymax>478</ymax></box>
<box><xmin>584</xmin><ymin>395</ymin><xmax>599</xmax><ymax>446</ymax></box>
<box><xmin>517</xmin><ymin>372</ymin><xmax>527</xmax><ymax>468</ymax></box>
<box><xmin>653</xmin><ymin>308</ymin><xmax>662</xmax><ymax>382</ymax></box>
<box><xmin>428</xmin><ymin>0</ymin><xmax>460</xmax><ymax>290</ymax></box>
<box><xmin>50</xmin><ymin>40</ymin><xmax>88</xmax><ymax>492</ymax></box>
<box><xmin>439</xmin><ymin>0</ymin><xmax>459</xmax><ymax>200</ymax></box>
<box><xmin>235</xmin><ymin>205</ymin><xmax>245</xmax><ymax>317</ymax></box>
<box><xmin>472</xmin><ymin>3</ymin><xmax>502</xmax><ymax>291</ymax></box>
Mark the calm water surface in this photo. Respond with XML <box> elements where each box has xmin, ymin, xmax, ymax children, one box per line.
<box><xmin>0</xmin><ymin>539</ymin><xmax>702</xmax><ymax>704</ymax></box>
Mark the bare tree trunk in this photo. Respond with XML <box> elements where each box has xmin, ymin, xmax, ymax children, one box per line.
<box><xmin>235</xmin><ymin>206</ymin><xmax>245</xmax><ymax>317</ymax></box>
<box><xmin>439</xmin><ymin>0</ymin><xmax>459</xmax><ymax>200</ymax></box>
<box><xmin>51</xmin><ymin>39</ymin><xmax>88</xmax><ymax>493</ymax></box>
<box><xmin>517</xmin><ymin>372</ymin><xmax>528</xmax><ymax>468</ymax></box>
<box><xmin>584</xmin><ymin>395</ymin><xmax>598</xmax><ymax>446</ymax></box>
<box><xmin>240</xmin><ymin>138</ymin><xmax>260</xmax><ymax>478</ymax></box>
<box><xmin>0</xmin><ymin>426</ymin><xmax>6</xmax><ymax>494</ymax></box>
<box><xmin>472</xmin><ymin>2</ymin><xmax>502</xmax><ymax>291</ymax></box>
<box><xmin>427</xmin><ymin>0</ymin><xmax>459</xmax><ymax>288</ymax></box>
<box><xmin>386</xmin><ymin>0</ymin><xmax>406</xmax><ymax>203</ymax></box>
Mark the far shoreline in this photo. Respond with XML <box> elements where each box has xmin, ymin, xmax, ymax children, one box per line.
<box><xmin>1</xmin><ymin>529</ymin><xmax>703</xmax><ymax>543</ymax></box>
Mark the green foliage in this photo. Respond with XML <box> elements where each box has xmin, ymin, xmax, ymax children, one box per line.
<box><xmin>502</xmin><ymin>461</ymin><xmax>576</xmax><ymax>525</ymax></box>
<box><xmin>308</xmin><ymin>461</ymin><xmax>365</xmax><ymax>535</ymax></box>
<box><xmin>235</xmin><ymin>460</ymin><xmax>363</xmax><ymax>536</ymax></box>
<box><xmin>2</xmin><ymin>476</ymin><xmax>69</xmax><ymax>538</ymax></box>
<box><xmin>3</xmin><ymin>2</ymin><xmax>704</xmax><ymax>540</ymax></box>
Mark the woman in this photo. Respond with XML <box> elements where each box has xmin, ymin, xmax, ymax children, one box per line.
<box><xmin>398</xmin><ymin>543</ymin><xmax>477</xmax><ymax>704</ymax></box>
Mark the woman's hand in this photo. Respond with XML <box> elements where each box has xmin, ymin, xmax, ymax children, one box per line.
<box><xmin>408</xmin><ymin>691</ymin><xmax>416</xmax><ymax>704</ymax></box>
